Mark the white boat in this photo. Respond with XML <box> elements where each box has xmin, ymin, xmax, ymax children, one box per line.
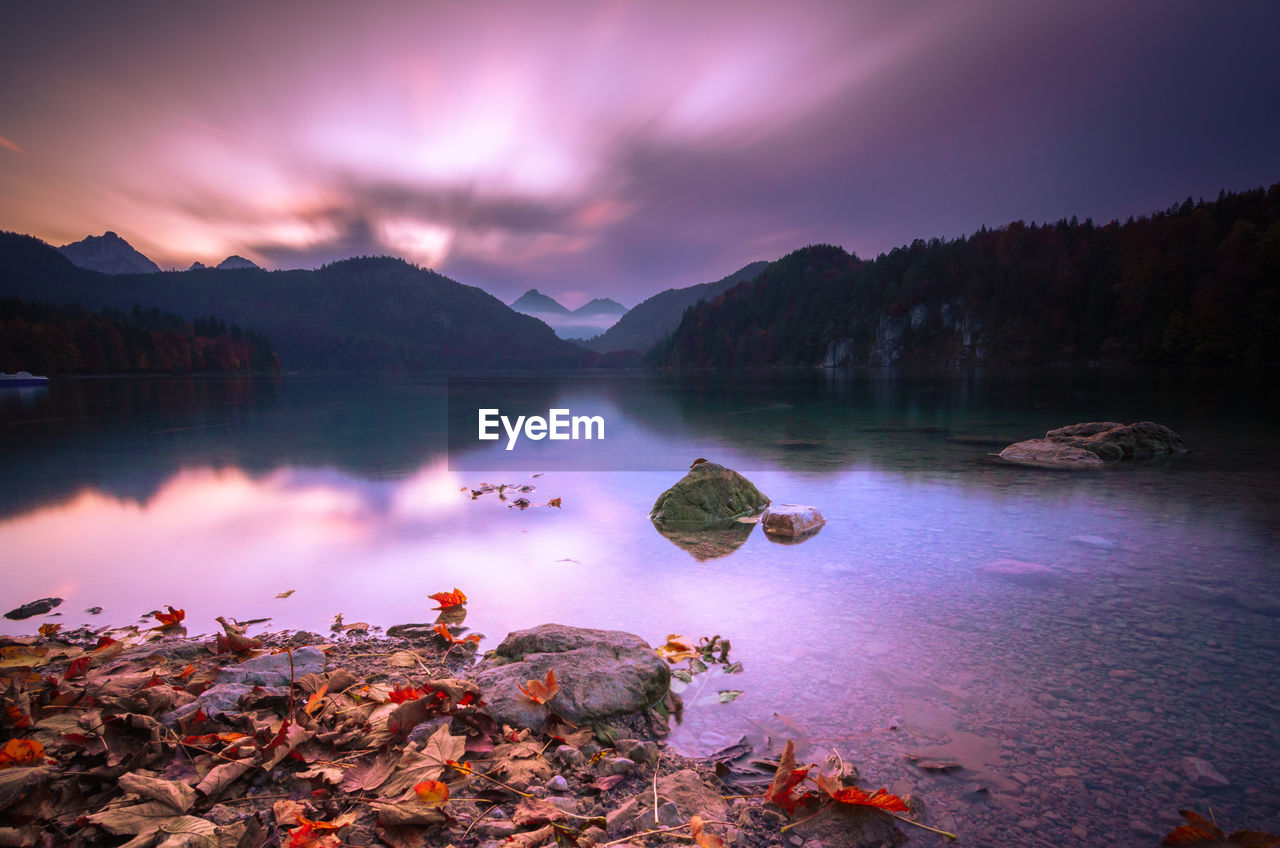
<box><xmin>0</xmin><ymin>371</ymin><xmax>49</xmax><ymax>387</ymax></box>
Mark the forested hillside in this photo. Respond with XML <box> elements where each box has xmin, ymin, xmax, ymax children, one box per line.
<box><xmin>649</xmin><ymin>184</ymin><xmax>1280</xmax><ymax>367</ymax></box>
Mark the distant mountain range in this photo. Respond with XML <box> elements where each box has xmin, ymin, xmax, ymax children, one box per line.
<box><xmin>189</xmin><ymin>255</ymin><xmax>262</xmax><ymax>271</ymax></box>
<box><xmin>58</xmin><ymin>231</ymin><xmax>161</xmax><ymax>275</ymax></box>
<box><xmin>509</xmin><ymin>288</ymin><xmax>628</xmax><ymax>339</ymax></box>
<box><xmin>579</xmin><ymin>261</ymin><xmax>768</xmax><ymax>353</ymax></box>
<box><xmin>0</xmin><ymin>233</ymin><xmax>590</xmax><ymax>371</ymax></box>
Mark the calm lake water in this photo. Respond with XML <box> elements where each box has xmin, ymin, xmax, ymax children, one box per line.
<box><xmin>3</xmin><ymin>370</ymin><xmax>1279</xmax><ymax>847</ymax></box>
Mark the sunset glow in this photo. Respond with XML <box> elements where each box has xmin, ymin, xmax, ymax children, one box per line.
<box><xmin>3</xmin><ymin>1</ymin><xmax>1277</xmax><ymax>302</ymax></box>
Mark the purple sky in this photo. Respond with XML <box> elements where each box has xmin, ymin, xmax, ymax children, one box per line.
<box><xmin>2</xmin><ymin>1</ymin><xmax>1278</xmax><ymax>307</ymax></box>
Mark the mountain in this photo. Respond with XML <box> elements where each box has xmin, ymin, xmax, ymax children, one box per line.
<box><xmin>581</xmin><ymin>261</ymin><xmax>768</xmax><ymax>353</ymax></box>
<box><xmin>188</xmin><ymin>261</ymin><xmax>208</xmax><ymax>271</ymax></box>
<box><xmin>648</xmin><ymin>183</ymin><xmax>1280</xmax><ymax>367</ymax></box>
<box><xmin>574</xmin><ymin>297</ymin><xmax>627</xmax><ymax>317</ymax></box>
<box><xmin>510</xmin><ymin>288</ymin><xmax>630</xmax><ymax>340</ymax></box>
<box><xmin>57</xmin><ymin>231</ymin><xmax>161</xmax><ymax>275</ymax></box>
<box><xmin>0</xmin><ymin>233</ymin><xmax>592</xmax><ymax>371</ymax></box>
<box><xmin>511</xmin><ymin>288</ymin><xmax>571</xmax><ymax>315</ymax></box>
<box><xmin>217</xmin><ymin>254</ymin><xmax>260</xmax><ymax>270</ymax></box>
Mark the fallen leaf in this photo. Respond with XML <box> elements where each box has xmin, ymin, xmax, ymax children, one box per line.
<box><xmin>548</xmin><ymin>497</ymin><xmax>562</xmax><ymax>508</ymax></box>
<box><xmin>37</xmin><ymin>623</ymin><xmax>61</xmax><ymax>637</ymax></box>
<box><xmin>690</xmin><ymin>815</ymin><xmax>726</xmax><ymax>848</ymax></box>
<box><xmin>0</xmin><ymin>739</ymin><xmax>45</xmax><ymax>769</ymax></box>
<box><xmin>276</xmin><ymin>590</ymin><xmax>295</xmax><ymax>599</ymax></box>
<box><xmin>505</xmin><ymin>823</ymin><xmax>555</xmax><ymax>848</ymax></box>
<box><xmin>304</xmin><ymin>684</ymin><xmax>329</xmax><ymax>716</ymax></box>
<box><xmin>339</xmin><ymin>621</ymin><xmax>370</xmax><ymax>634</ymax></box>
<box><xmin>428</xmin><ymin>588</ymin><xmax>468</xmax><ymax>609</ymax></box>
<box><xmin>814</xmin><ymin>773</ymin><xmax>908</xmax><ymax>812</ymax></box>
<box><xmin>155</xmin><ymin>606</ymin><xmax>185</xmax><ymax>629</ymax></box>
<box><xmin>118</xmin><ymin>771</ymin><xmax>197</xmax><ymax>813</ymax></box>
<box><xmin>413</xmin><ymin>779</ymin><xmax>449</xmax><ymax>806</ymax></box>
<box><xmin>1161</xmin><ymin>810</ymin><xmax>1280</xmax><ymax>846</ymax></box>
<box><xmin>378</xmin><ymin>725</ymin><xmax>468</xmax><ymax>796</ymax></box>
<box><xmin>512</xmin><ymin>796</ymin><xmax>568</xmax><ymax>827</ymax></box>
<box><xmin>338</xmin><ymin>750</ymin><xmax>399</xmax><ymax>793</ymax></box>
<box><xmin>765</xmin><ymin>740</ymin><xmax>812</xmax><ymax>814</ymax></box>
<box><xmin>518</xmin><ymin>669</ymin><xmax>558</xmax><ymax>705</ymax></box>
<box><xmin>433</xmin><ymin>623</ymin><xmax>480</xmax><ymax>645</ymax></box>
<box><xmin>387</xmin><ymin>651</ymin><xmax>423</xmax><ymax>669</ymax></box>
<box><xmin>718</xmin><ymin>690</ymin><xmax>743</xmax><ymax>703</ymax></box>
<box><xmin>388</xmin><ymin>685</ymin><xmax>426</xmax><ymax>704</ymax></box>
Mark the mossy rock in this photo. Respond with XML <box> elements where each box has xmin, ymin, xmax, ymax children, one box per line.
<box><xmin>649</xmin><ymin>461</ymin><xmax>769</xmax><ymax>526</ymax></box>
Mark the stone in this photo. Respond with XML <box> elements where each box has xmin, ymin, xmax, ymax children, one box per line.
<box><xmin>979</xmin><ymin>559</ymin><xmax>1060</xmax><ymax>587</ymax></box>
<box><xmin>655</xmin><ymin>801</ymin><xmax>683</xmax><ymax>827</ymax></box>
<box><xmin>216</xmin><ymin>646</ymin><xmax>326</xmax><ymax>687</ymax></box>
<box><xmin>602</xmin><ymin>757</ymin><xmax>637</xmax><ymax>776</ymax></box>
<box><xmin>1183</xmin><ymin>756</ymin><xmax>1229</xmax><ymax>788</ymax></box>
<box><xmin>1000</xmin><ymin>421</ymin><xmax>1185</xmax><ymax>469</ymax></box>
<box><xmin>788</xmin><ymin>805</ymin><xmax>906</xmax><ymax>848</ymax></box>
<box><xmin>760</xmin><ymin>504</ymin><xmax>826</xmax><ymax>538</ymax></box>
<box><xmin>470</xmin><ymin>624</ymin><xmax>670</xmax><ymax>731</ymax></box>
<box><xmin>998</xmin><ymin>439</ymin><xmax>1106</xmax><ymax>470</ymax></box>
<box><xmin>5</xmin><ymin>597</ymin><xmax>63</xmax><ymax>620</ymax></box>
<box><xmin>161</xmin><ymin>683</ymin><xmax>286</xmax><ymax>726</ymax></box>
<box><xmin>546</xmin><ymin>775</ymin><xmax>570</xmax><ymax>793</ymax></box>
<box><xmin>649</xmin><ymin>461</ymin><xmax>769</xmax><ymax>525</ymax></box>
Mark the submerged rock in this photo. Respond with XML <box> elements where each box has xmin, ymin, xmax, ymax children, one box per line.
<box><xmin>470</xmin><ymin>624</ymin><xmax>670</xmax><ymax>731</ymax></box>
<box><xmin>760</xmin><ymin>504</ymin><xmax>825</xmax><ymax>537</ymax></box>
<box><xmin>4</xmin><ymin>597</ymin><xmax>63</xmax><ymax>620</ymax></box>
<box><xmin>980</xmin><ymin>559</ymin><xmax>1061</xmax><ymax>587</ymax></box>
<box><xmin>999</xmin><ymin>421</ymin><xmax>1185</xmax><ymax>469</ymax></box>
<box><xmin>649</xmin><ymin>461</ymin><xmax>769</xmax><ymax>525</ymax></box>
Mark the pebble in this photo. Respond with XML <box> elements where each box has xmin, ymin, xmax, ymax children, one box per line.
<box><xmin>656</xmin><ymin>802</ymin><xmax>683</xmax><ymax>828</ymax></box>
<box><xmin>546</xmin><ymin>775</ymin><xmax>570</xmax><ymax>793</ymax></box>
<box><xmin>602</xmin><ymin>757</ymin><xmax>637</xmax><ymax>776</ymax></box>
<box><xmin>555</xmin><ymin>746</ymin><xmax>585</xmax><ymax>767</ymax></box>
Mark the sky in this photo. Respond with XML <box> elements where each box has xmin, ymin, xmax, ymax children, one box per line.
<box><xmin>2</xmin><ymin>1</ymin><xmax>1278</xmax><ymax>308</ymax></box>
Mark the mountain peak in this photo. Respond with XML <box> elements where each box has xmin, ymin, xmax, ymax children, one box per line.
<box><xmin>217</xmin><ymin>254</ymin><xmax>260</xmax><ymax>271</ymax></box>
<box><xmin>57</xmin><ymin>232</ymin><xmax>161</xmax><ymax>275</ymax></box>
<box><xmin>511</xmin><ymin>288</ymin><xmax>571</xmax><ymax>315</ymax></box>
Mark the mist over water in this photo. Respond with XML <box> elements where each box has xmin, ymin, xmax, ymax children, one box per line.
<box><xmin>3</xmin><ymin>369</ymin><xmax>1278</xmax><ymax>846</ymax></box>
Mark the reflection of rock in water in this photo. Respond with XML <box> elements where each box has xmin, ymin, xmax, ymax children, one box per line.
<box><xmin>652</xmin><ymin>519</ymin><xmax>755</xmax><ymax>561</ymax></box>
<box><xmin>762</xmin><ymin>523</ymin><xmax>824</xmax><ymax>545</ymax></box>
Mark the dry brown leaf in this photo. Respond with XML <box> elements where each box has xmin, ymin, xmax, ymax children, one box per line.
<box><xmin>338</xmin><ymin>750</ymin><xmax>399</xmax><ymax>793</ymax></box>
<box><xmin>378</xmin><ymin>724</ymin><xmax>467</xmax><ymax>797</ymax></box>
<box><xmin>512</xmin><ymin>796</ymin><xmax>568</xmax><ymax>827</ymax></box>
<box><xmin>690</xmin><ymin>815</ymin><xmax>726</xmax><ymax>848</ymax></box>
<box><xmin>118</xmin><ymin>772</ymin><xmax>197</xmax><ymax>813</ymax></box>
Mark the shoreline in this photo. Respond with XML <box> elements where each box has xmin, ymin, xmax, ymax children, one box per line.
<box><xmin>0</xmin><ymin>618</ymin><xmax>920</xmax><ymax>848</ymax></box>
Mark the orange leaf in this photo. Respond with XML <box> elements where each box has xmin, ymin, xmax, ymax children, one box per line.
<box><xmin>155</xmin><ymin>606</ymin><xmax>185</xmax><ymax>629</ymax></box>
<box><xmin>0</xmin><ymin>738</ymin><xmax>45</xmax><ymax>769</ymax></box>
<box><xmin>765</xmin><ymin>740</ymin><xmax>812</xmax><ymax>814</ymax></box>
<box><xmin>176</xmin><ymin>664</ymin><xmax>196</xmax><ymax>680</ymax></box>
<box><xmin>517</xmin><ymin>669</ymin><xmax>559</xmax><ymax>705</ymax></box>
<box><xmin>429</xmin><ymin>588</ymin><xmax>468</xmax><ymax>609</ymax></box>
<box><xmin>548</xmin><ymin>497</ymin><xmax>562</xmax><ymax>508</ymax></box>
<box><xmin>432</xmin><ymin>623</ymin><xmax>480</xmax><ymax>645</ymax></box>
<box><xmin>389</xmin><ymin>685</ymin><xmax>426</xmax><ymax>704</ymax></box>
<box><xmin>690</xmin><ymin>815</ymin><xmax>726</xmax><ymax>848</ymax></box>
<box><xmin>815</xmin><ymin>773</ymin><xmax>908</xmax><ymax>812</ymax></box>
<box><xmin>304</xmin><ymin>684</ymin><xmax>329</xmax><ymax>716</ymax></box>
<box><xmin>38</xmin><ymin>623</ymin><xmax>62</xmax><ymax>637</ymax></box>
<box><xmin>414</xmin><ymin>779</ymin><xmax>450</xmax><ymax>807</ymax></box>
<box><xmin>285</xmin><ymin>822</ymin><xmax>340</xmax><ymax>848</ymax></box>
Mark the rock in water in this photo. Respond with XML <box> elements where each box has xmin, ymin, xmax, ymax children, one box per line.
<box><xmin>998</xmin><ymin>440</ymin><xmax>1106</xmax><ymax>470</ymax></box>
<box><xmin>999</xmin><ymin>421</ymin><xmax>1185</xmax><ymax>469</ymax></box>
<box><xmin>760</xmin><ymin>504</ymin><xmax>825</xmax><ymax>537</ymax></box>
<box><xmin>470</xmin><ymin>624</ymin><xmax>670</xmax><ymax>731</ymax></box>
<box><xmin>649</xmin><ymin>461</ymin><xmax>769</xmax><ymax>525</ymax></box>
<box><xmin>5</xmin><ymin>597</ymin><xmax>63</xmax><ymax>620</ymax></box>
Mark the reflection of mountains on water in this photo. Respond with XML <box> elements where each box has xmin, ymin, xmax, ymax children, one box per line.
<box><xmin>4</xmin><ymin>368</ymin><xmax>1278</xmax><ymax>529</ymax></box>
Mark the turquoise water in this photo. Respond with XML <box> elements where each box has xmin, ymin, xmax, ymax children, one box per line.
<box><xmin>2</xmin><ymin>370</ymin><xmax>1278</xmax><ymax>847</ymax></box>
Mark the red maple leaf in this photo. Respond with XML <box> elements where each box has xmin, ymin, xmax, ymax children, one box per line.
<box><xmin>765</xmin><ymin>740</ymin><xmax>813</xmax><ymax>814</ymax></box>
<box><xmin>815</xmin><ymin>773</ymin><xmax>908</xmax><ymax>812</ymax></box>
<box><xmin>428</xmin><ymin>588</ymin><xmax>467</xmax><ymax>609</ymax></box>
<box><xmin>155</xmin><ymin>606</ymin><xmax>185</xmax><ymax>629</ymax></box>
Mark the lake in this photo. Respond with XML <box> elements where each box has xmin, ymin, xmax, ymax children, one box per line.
<box><xmin>2</xmin><ymin>369</ymin><xmax>1279</xmax><ymax>847</ymax></box>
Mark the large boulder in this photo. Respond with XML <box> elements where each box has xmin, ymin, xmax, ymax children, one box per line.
<box><xmin>650</xmin><ymin>461</ymin><xmax>769</xmax><ymax>525</ymax></box>
<box><xmin>999</xmin><ymin>421</ymin><xmax>1185</xmax><ymax>469</ymax></box>
<box><xmin>471</xmin><ymin>624</ymin><xmax>670</xmax><ymax>731</ymax></box>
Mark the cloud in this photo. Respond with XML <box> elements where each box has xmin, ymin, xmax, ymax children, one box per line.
<box><xmin>0</xmin><ymin>135</ymin><xmax>23</xmax><ymax>154</ymax></box>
